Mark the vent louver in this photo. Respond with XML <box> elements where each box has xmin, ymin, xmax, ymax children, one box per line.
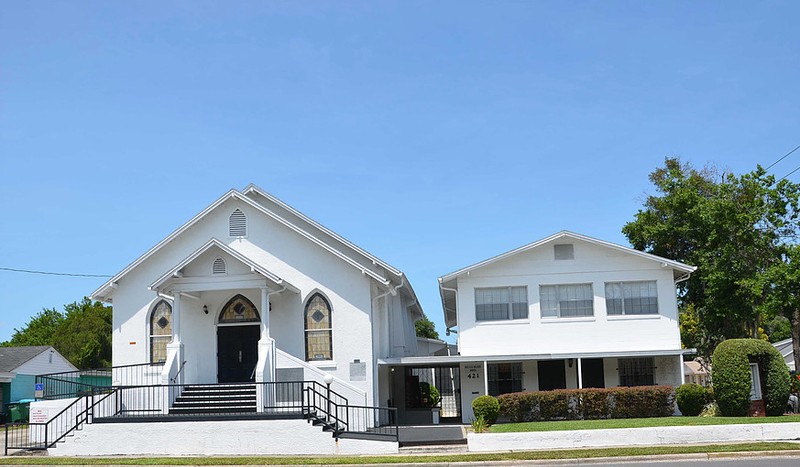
<box><xmin>212</xmin><ymin>257</ymin><xmax>226</xmax><ymax>275</ymax></box>
<box><xmin>229</xmin><ymin>209</ymin><xmax>247</xmax><ymax>237</ymax></box>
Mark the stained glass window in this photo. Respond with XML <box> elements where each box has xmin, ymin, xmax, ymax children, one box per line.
<box><xmin>219</xmin><ymin>295</ymin><xmax>260</xmax><ymax>323</ymax></box>
<box><xmin>149</xmin><ymin>300</ymin><xmax>172</xmax><ymax>364</ymax></box>
<box><xmin>304</xmin><ymin>294</ymin><xmax>332</xmax><ymax>361</ymax></box>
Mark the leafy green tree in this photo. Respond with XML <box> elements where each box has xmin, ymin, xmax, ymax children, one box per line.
<box><xmin>623</xmin><ymin>158</ymin><xmax>800</xmax><ymax>363</ymax></box>
<box><xmin>52</xmin><ymin>298</ymin><xmax>112</xmax><ymax>369</ymax></box>
<box><xmin>415</xmin><ymin>315</ymin><xmax>440</xmax><ymax>339</ymax></box>
<box><xmin>2</xmin><ymin>308</ymin><xmax>65</xmax><ymax>347</ymax></box>
<box><xmin>2</xmin><ymin>298</ymin><xmax>112</xmax><ymax>369</ymax></box>
<box><xmin>765</xmin><ymin>315</ymin><xmax>792</xmax><ymax>343</ymax></box>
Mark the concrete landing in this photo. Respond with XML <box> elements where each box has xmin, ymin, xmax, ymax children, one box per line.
<box><xmin>398</xmin><ymin>425</ymin><xmax>467</xmax><ymax>447</ymax></box>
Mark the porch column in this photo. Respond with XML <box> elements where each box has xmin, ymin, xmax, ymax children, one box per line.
<box><xmin>678</xmin><ymin>355</ymin><xmax>685</xmax><ymax>386</ymax></box>
<box><xmin>483</xmin><ymin>361</ymin><xmax>489</xmax><ymax>395</ymax></box>
<box><xmin>172</xmin><ymin>292</ymin><xmax>182</xmax><ymax>343</ymax></box>
<box><xmin>577</xmin><ymin>358</ymin><xmax>583</xmax><ymax>389</ymax></box>
<box><xmin>260</xmin><ymin>286</ymin><xmax>270</xmax><ymax>340</ymax></box>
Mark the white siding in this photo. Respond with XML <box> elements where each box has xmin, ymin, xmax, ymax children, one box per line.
<box><xmin>15</xmin><ymin>348</ymin><xmax>76</xmax><ymax>376</ymax></box>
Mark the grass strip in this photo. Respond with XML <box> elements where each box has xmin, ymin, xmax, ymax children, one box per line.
<box><xmin>490</xmin><ymin>415</ymin><xmax>800</xmax><ymax>433</ymax></box>
<box><xmin>1</xmin><ymin>442</ymin><xmax>799</xmax><ymax>464</ymax></box>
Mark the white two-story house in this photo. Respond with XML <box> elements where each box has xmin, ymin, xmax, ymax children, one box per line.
<box><xmin>380</xmin><ymin>231</ymin><xmax>696</xmax><ymax>423</ymax></box>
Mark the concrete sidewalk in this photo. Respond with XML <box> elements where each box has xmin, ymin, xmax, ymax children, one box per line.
<box><xmin>468</xmin><ymin>421</ymin><xmax>800</xmax><ymax>451</ymax></box>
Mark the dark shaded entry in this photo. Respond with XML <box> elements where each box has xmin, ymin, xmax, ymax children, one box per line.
<box><xmin>580</xmin><ymin>358</ymin><xmax>605</xmax><ymax>388</ymax></box>
<box><xmin>217</xmin><ymin>325</ymin><xmax>260</xmax><ymax>383</ymax></box>
<box><xmin>538</xmin><ymin>360</ymin><xmax>566</xmax><ymax>391</ymax></box>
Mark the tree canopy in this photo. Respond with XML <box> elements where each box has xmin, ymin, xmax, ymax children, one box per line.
<box><xmin>2</xmin><ymin>297</ymin><xmax>112</xmax><ymax>369</ymax></box>
<box><xmin>623</xmin><ymin>158</ymin><xmax>800</xmax><ymax>370</ymax></box>
<box><xmin>415</xmin><ymin>315</ymin><xmax>440</xmax><ymax>340</ymax></box>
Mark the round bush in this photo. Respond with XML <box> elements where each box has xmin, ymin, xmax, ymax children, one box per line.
<box><xmin>676</xmin><ymin>383</ymin><xmax>712</xmax><ymax>416</ymax></box>
<box><xmin>419</xmin><ymin>382</ymin><xmax>440</xmax><ymax>408</ymax></box>
<box><xmin>711</xmin><ymin>338</ymin><xmax>791</xmax><ymax>416</ymax></box>
<box><xmin>472</xmin><ymin>395</ymin><xmax>500</xmax><ymax>424</ymax></box>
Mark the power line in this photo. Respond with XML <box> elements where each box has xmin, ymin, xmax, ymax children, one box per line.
<box><xmin>0</xmin><ymin>267</ymin><xmax>111</xmax><ymax>278</ymax></box>
<box><xmin>765</xmin><ymin>144</ymin><xmax>800</xmax><ymax>171</ymax></box>
<box><xmin>778</xmin><ymin>165</ymin><xmax>800</xmax><ymax>182</ymax></box>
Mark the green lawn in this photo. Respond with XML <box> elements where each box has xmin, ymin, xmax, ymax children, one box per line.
<box><xmin>489</xmin><ymin>415</ymin><xmax>800</xmax><ymax>433</ymax></box>
<box><xmin>0</xmin><ymin>443</ymin><xmax>799</xmax><ymax>465</ymax></box>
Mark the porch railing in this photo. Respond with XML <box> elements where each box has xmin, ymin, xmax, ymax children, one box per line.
<box><xmin>35</xmin><ymin>363</ymin><xmax>164</xmax><ymax>400</ymax></box>
<box><xmin>8</xmin><ymin>380</ymin><xmax>397</xmax><ymax>455</ymax></box>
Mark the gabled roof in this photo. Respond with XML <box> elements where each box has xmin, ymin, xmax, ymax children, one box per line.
<box><xmin>92</xmin><ymin>186</ymin><xmax>421</xmax><ymax>314</ymax></box>
<box><xmin>0</xmin><ymin>346</ymin><xmax>56</xmax><ymax>373</ymax></box>
<box><xmin>439</xmin><ymin>230</ymin><xmax>696</xmax><ymax>283</ymax></box>
<box><xmin>438</xmin><ymin>231</ymin><xmax>697</xmax><ymax>328</ymax></box>
<box><xmin>148</xmin><ymin>238</ymin><xmax>299</xmax><ymax>293</ymax></box>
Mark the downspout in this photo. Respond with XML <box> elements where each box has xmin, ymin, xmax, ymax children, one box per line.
<box><xmin>371</xmin><ymin>276</ymin><xmax>406</xmax><ymax>408</ymax></box>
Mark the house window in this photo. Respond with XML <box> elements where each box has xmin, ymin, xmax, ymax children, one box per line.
<box><xmin>229</xmin><ymin>209</ymin><xmax>247</xmax><ymax>237</ymax></box>
<box><xmin>305</xmin><ymin>294</ymin><xmax>333</xmax><ymax>361</ymax></box>
<box><xmin>618</xmin><ymin>357</ymin><xmax>655</xmax><ymax>386</ymax></box>
<box><xmin>475</xmin><ymin>287</ymin><xmax>528</xmax><ymax>321</ymax></box>
<box><xmin>540</xmin><ymin>284</ymin><xmax>593</xmax><ymax>318</ymax></box>
<box><xmin>219</xmin><ymin>295</ymin><xmax>260</xmax><ymax>323</ymax></box>
<box><xmin>212</xmin><ymin>257</ymin><xmax>227</xmax><ymax>275</ymax></box>
<box><xmin>149</xmin><ymin>300</ymin><xmax>172</xmax><ymax>364</ymax></box>
<box><xmin>605</xmin><ymin>281</ymin><xmax>658</xmax><ymax>315</ymax></box>
<box><xmin>488</xmin><ymin>362</ymin><xmax>523</xmax><ymax>397</ymax></box>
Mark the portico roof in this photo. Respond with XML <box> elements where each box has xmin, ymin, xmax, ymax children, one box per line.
<box><xmin>378</xmin><ymin>348</ymin><xmax>695</xmax><ymax>367</ymax></box>
<box><xmin>148</xmin><ymin>238</ymin><xmax>299</xmax><ymax>294</ymax></box>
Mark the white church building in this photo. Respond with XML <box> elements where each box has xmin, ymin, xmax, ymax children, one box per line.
<box><xmin>24</xmin><ymin>187</ymin><xmax>696</xmax><ymax>456</ymax></box>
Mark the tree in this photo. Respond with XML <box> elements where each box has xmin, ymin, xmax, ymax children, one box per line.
<box><xmin>415</xmin><ymin>315</ymin><xmax>440</xmax><ymax>339</ymax></box>
<box><xmin>52</xmin><ymin>298</ymin><xmax>112</xmax><ymax>369</ymax></box>
<box><xmin>623</xmin><ymin>158</ymin><xmax>800</xmax><ymax>365</ymax></box>
<box><xmin>2</xmin><ymin>297</ymin><xmax>112</xmax><ymax>369</ymax></box>
<box><xmin>3</xmin><ymin>308</ymin><xmax>65</xmax><ymax>347</ymax></box>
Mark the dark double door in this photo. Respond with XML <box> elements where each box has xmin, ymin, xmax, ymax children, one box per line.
<box><xmin>217</xmin><ymin>325</ymin><xmax>260</xmax><ymax>383</ymax></box>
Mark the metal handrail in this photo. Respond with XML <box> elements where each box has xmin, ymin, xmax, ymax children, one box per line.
<box><xmin>169</xmin><ymin>360</ymin><xmax>188</xmax><ymax>383</ymax></box>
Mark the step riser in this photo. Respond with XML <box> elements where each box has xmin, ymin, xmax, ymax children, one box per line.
<box><xmin>169</xmin><ymin>384</ymin><xmax>258</xmax><ymax>415</ymax></box>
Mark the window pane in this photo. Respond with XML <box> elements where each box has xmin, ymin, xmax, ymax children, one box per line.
<box><xmin>305</xmin><ymin>330</ymin><xmax>332</xmax><ymax>361</ymax></box>
<box><xmin>540</xmin><ymin>285</ymin><xmax>557</xmax><ymax>317</ymax></box>
<box><xmin>219</xmin><ymin>295</ymin><xmax>260</xmax><ymax>323</ymax></box>
<box><xmin>558</xmin><ymin>284</ymin><xmax>593</xmax><ymax>317</ymax></box>
<box><xmin>305</xmin><ymin>296</ymin><xmax>331</xmax><ymax>329</ymax></box>
<box><xmin>605</xmin><ymin>283</ymin><xmax>623</xmax><ymax>315</ymax></box>
<box><xmin>476</xmin><ymin>288</ymin><xmax>510</xmax><ymax>321</ymax></box>
<box><xmin>619</xmin><ymin>357</ymin><xmax>654</xmax><ymax>386</ymax></box>
<box><xmin>511</xmin><ymin>286</ymin><xmax>528</xmax><ymax>319</ymax></box>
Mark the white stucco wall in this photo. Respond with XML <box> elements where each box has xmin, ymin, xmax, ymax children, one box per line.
<box><xmin>109</xmin><ymin>195</ymin><xmax>419</xmax><ymax>408</ymax></box>
<box><xmin>454</xmin><ymin>238</ymin><xmax>683</xmax><ymax>357</ymax></box>
<box><xmin>50</xmin><ymin>419</ymin><xmax>397</xmax><ymax>456</ymax></box>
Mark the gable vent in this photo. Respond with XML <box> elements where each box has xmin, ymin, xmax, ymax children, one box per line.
<box><xmin>229</xmin><ymin>209</ymin><xmax>247</xmax><ymax>237</ymax></box>
<box><xmin>212</xmin><ymin>257</ymin><xmax>226</xmax><ymax>275</ymax></box>
<box><xmin>554</xmin><ymin>244</ymin><xmax>574</xmax><ymax>260</ymax></box>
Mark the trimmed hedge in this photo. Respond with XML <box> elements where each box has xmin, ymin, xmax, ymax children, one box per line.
<box><xmin>676</xmin><ymin>383</ymin><xmax>713</xmax><ymax>416</ymax></box>
<box><xmin>711</xmin><ymin>338</ymin><xmax>791</xmax><ymax>416</ymax></box>
<box><xmin>498</xmin><ymin>386</ymin><xmax>675</xmax><ymax>422</ymax></box>
<box><xmin>472</xmin><ymin>395</ymin><xmax>500</xmax><ymax>424</ymax></box>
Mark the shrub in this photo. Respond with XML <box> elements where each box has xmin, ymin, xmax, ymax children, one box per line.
<box><xmin>497</xmin><ymin>386</ymin><xmax>673</xmax><ymax>422</ymax></box>
<box><xmin>419</xmin><ymin>382</ymin><xmax>441</xmax><ymax>408</ymax></box>
<box><xmin>471</xmin><ymin>415</ymin><xmax>488</xmax><ymax>433</ymax></box>
<box><xmin>676</xmin><ymin>383</ymin><xmax>712</xmax><ymax>416</ymax></box>
<box><xmin>472</xmin><ymin>395</ymin><xmax>500</xmax><ymax>424</ymax></box>
<box><xmin>711</xmin><ymin>338</ymin><xmax>791</xmax><ymax>416</ymax></box>
<box><xmin>699</xmin><ymin>401</ymin><xmax>719</xmax><ymax>417</ymax></box>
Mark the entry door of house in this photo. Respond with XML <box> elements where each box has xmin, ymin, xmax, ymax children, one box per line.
<box><xmin>537</xmin><ymin>360</ymin><xmax>567</xmax><ymax>391</ymax></box>
<box><xmin>217</xmin><ymin>325</ymin><xmax>260</xmax><ymax>383</ymax></box>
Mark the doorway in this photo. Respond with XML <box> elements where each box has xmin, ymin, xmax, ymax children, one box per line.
<box><xmin>538</xmin><ymin>360</ymin><xmax>567</xmax><ymax>391</ymax></box>
<box><xmin>580</xmin><ymin>358</ymin><xmax>605</xmax><ymax>388</ymax></box>
<box><xmin>217</xmin><ymin>325</ymin><xmax>260</xmax><ymax>383</ymax></box>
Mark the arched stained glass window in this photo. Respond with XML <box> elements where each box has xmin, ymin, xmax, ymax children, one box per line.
<box><xmin>304</xmin><ymin>294</ymin><xmax>332</xmax><ymax>361</ymax></box>
<box><xmin>219</xmin><ymin>294</ymin><xmax>260</xmax><ymax>323</ymax></box>
<box><xmin>149</xmin><ymin>300</ymin><xmax>172</xmax><ymax>364</ymax></box>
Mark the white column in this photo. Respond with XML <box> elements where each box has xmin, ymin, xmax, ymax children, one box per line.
<box><xmin>678</xmin><ymin>355</ymin><xmax>685</xmax><ymax>386</ymax></box>
<box><xmin>483</xmin><ymin>360</ymin><xmax>489</xmax><ymax>395</ymax></box>
<box><xmin>260</xmin><ymin>286</ymin><xmax>270</xmax><ymax>340</ymax></box>
<box><xmin>172</xmin><ymin>292</ymin><xmax>182</xmax><ymax>343</ymax></box>
<box><xmin>577</xmin><ymin>358</ymin><xmax>583</xmax><ymax>389</ymax></box>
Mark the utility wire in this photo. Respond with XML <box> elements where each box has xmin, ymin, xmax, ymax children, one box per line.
<box><xmin>778</xmin><ymin>165</ymin><xmax>800</xmax><ymax>182</ymax></box>
<box><xmin>0</xmin><ymin>267</ymin><xmax>111</xmax><ymax>278</ymax></box>
<box><xmin>765</xmin><ymin>144</ymin><xmax>800</xmax><ymax>171</ymax></box>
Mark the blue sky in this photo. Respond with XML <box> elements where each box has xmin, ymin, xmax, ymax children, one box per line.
<box><xmin>1</xmin><ymin>1</ymin><xmax>798</xmax><ymax>343</ymax></box>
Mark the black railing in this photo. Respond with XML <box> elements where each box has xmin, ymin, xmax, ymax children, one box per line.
<box><xmin>6</xmin><ymin>380</ymin><xmax>398</xmax><ymax>454</ymax></box>
<box><xmin>36</xmin><ymin>363</ymin><xmax>163</xmax><ymax>400</ymax></box>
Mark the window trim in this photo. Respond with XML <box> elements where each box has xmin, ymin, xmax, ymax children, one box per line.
<box><xmin>304</xmin><ymin>293</ymin><xmax>333</xmax><ymax>362</ymax></box>
<box><xmin>148</xmin><ymin>299</ymin><xmax>172</xmax><ymax>365</ymax></box>
<box><xmin>539</xmin><ymin>283</ymin><xmax>595</xmax><ymax>319</ymax></box>
<box><xmin>605</xmin><ymin>280</ymin><xmax>659</xmax><ymax>316</ymax></box>
<box><xmin>474</xmin><ymin>286</ymin><xmax>529</xmax><ymax>322</ymax></box>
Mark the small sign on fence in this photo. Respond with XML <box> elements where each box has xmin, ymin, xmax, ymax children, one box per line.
<box><xmin>34</xmin><ymin>383</ymin><xmax>44</xmax><ymax>398</ymax></box>
<box><xmin>30</xmin><ymin>407</ymin><xmax>49</xmax><ymax>423</ymax></box>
